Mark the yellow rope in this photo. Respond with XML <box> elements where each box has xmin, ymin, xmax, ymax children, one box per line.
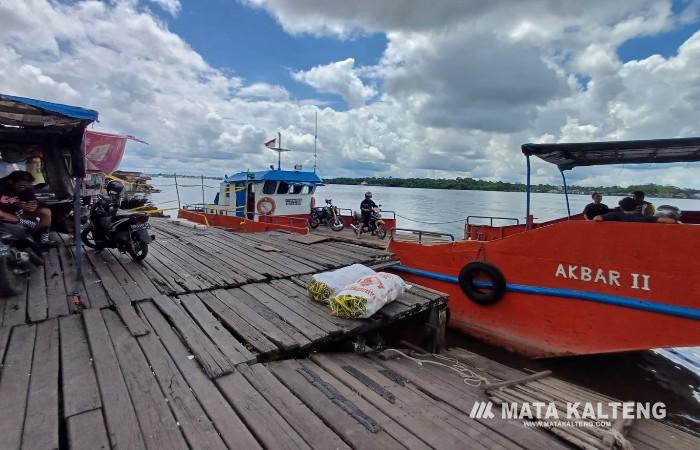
<box><xmin>329</xmin><ymin>295</ymin><xmax>368</xmax><ymax>319</ymax></box>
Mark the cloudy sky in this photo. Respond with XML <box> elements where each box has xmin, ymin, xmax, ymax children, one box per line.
<box><xmin>2</xmin><ymin>0</ymin><xmax>700</xmax><ymax>187</ymax></box>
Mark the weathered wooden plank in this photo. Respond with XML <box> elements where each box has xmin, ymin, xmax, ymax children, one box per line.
<box><xmin>2</xmin><ymin>278</ymin><xmax>27</xmax><ymax>326</ymax></box>
<box><xmin>98</xmin><ymin>250</ymin><xmax>148</xmax><ymax>302</ymax></box>
<box><xmin>372</xmin><ymin>353</ymin><xmax>566</xmax><ymax>449</ymax></box>
<box><xmin>238</xmin><ymin>363</ymin><xmax>350</xmax><ymax>450</ymax></box>
<box><xmin>67</xmin><ymin>409</ymin><xmax>111</xmax><ymax>450</ymax></box>
<box><xmin>44</xmin><ymin>246</ymin><xmax>69</xmax><ymax>317</ymax></box>
<box><xmin>82</xmin><ymin>309</ymin><xmax>146</xmax><ymax>450</ymax></box>
<box><xmin>220</xmin><ymin>288</ymin><xmax>308</xmax><ymax>350</ymax></box>
<box><xmin>138</xmin><ymin>302</ymin><xmax>261</xmax><ymax>449</ymax></box>
<box><xmin>185</xmin><ymin>236</ymin><xmax>270</xmax><ymax>282</ymax></box>
<box><xmin>240</xmin><ymin>284</ymin><xmax>327</xmax><ymax>341</ymax></box>
<box><xmin>60</xmin><ymin>315</ymin><xmax>102</xmax><ymax>418</ymax></box>
<box><xmin>179</xmin><ymin>293</ymin><xmax>255</xmax><ymax>365</ymax></box>
<box><xmin>197</xmin><ymin>291</ymin><xmax>278</xmax><ymax>354</ymax></box>
<box><xmin>84</xmin><ymin>250</ymin><xmax>149</xmax><ymax>336</ymax></box>
<box><xmin>267</xmin><ymin>358</ymin><xmax>412</xmax><ymax>450</ymax></box>
<box><xmin>148</xmin><ymin>243</ymin><xmax>210</xmax><ymax>291</ymax></box>
<box><xmin>136</xmin><ymin>329</ymin><xmax>228</xmax><ymax>450</ymax></box>
<box><xmin>75</xmin><ymin>246</ymin><xmax>111</xmax><ymax>309</ymax></box>
<box><xmin>0</xmin><ymin>326</ymin><xmax>12</xmax><ymax>363</ymax></box>
<box><xmin>102</xmin><ymin>309</ymin><xmax>189</xmax><ymax>450</ymax></box>
<box><xmin>26</xmin><ymin>265</ymin><xmax>48</xmax><ymax>322</ymax></box>
<box><xmin>216</xmin><ymin>369</ymin><xmax>312</xmax><ymax>450</ymax></box>
<box><xmin>0</xmin><ymin>325</ymin><xmax>36</xmax><ymax>450</ymax></box>
<box><xmin>315</xmin><ymin>353</ymin><xmax>507</xmax><ymax>450</ymax></box>
<box><xmin>22</xmin><ymin>320</ymin><xmax>60</xmax><ymax>450</ymax></box>
<box><xmin>152</xmin><ymin>295</ymin><xmax>234</xmax><ymax>378</ymax></box>
<box><xmin>256</xmin><ymin>282</ymin><xmax>343</xmax><ymax>335</ymax></box>
<box><xmin>112</xmin><ymin>256</ymin><xmax>161</xmax><ymax>300</ymax></box>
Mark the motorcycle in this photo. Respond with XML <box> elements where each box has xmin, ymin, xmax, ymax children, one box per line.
<box><xmin>352</xmin><ymin>205</ymin><xmax>387</xmax><ymax>239</ymax></box>
<box><xmin>308</xmin><ymin>199</ymin><xmax>344</xmax><ymax>231</ymax></box>
<box><xmin>81</xmin><ymin>193</ymin><xmax>154</xmax><ymax>262</ymax></box>
<box><xmin>0</xmin><ymin>221</ymin><xmax>43</xmax><ymax>297</ymax></box>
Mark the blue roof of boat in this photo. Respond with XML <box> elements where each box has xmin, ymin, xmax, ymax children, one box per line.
<box><xmin>1</xmin><ymin>94</ymin><xmax>98</xmax><ymax>122</ymax></box>
<box><xmin>224</xmin><ymin>169</ymin><xmax>324</xmax><ymax>184</ymax></box>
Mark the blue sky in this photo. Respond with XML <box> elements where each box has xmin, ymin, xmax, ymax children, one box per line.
<box><xmin>4</xmin><ymin>0</ymin><xmax>700</xmax><ymax>187</ymax></box>
<box><xmin>162</xmin><ymin>0</ymin><xmax>386</xmax><ymax>109</ymax></box>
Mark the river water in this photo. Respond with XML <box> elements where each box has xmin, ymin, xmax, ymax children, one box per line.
<box><xmin>150</xmin><ymin>176</ymin><xmax>700</xmax><ymax>430</ymax></box>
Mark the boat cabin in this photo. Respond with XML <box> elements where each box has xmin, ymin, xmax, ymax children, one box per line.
<box><xmin>205</xmin><ymin>168</ymin><xmax>323</xmax><ymax>220</ymax></box>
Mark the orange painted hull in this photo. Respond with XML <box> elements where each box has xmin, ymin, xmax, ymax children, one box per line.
<box><xmin>178</xmin><ymin>209</ymin><xmax>309</xmax><ymax>234</ymax></box>
<box><xmin>389</xmin><ymin>220</ymin><xmax>700</xmax><ymax>358</ymax></box>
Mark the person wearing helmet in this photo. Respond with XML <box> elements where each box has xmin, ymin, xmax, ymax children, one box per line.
<box><xmin>1</xmin><ymin>170</ymin><xmax>56</xmax><ymax>247</ymax></box>
<box><xmin>359</xmin><ymin>191</ymin><xmax>377</xmax><ymax>233</ymax></box>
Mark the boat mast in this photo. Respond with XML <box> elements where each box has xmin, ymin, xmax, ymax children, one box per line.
<box><xmin>278</xmin><ymin>131</ymin><xmax>282</xmax><ymax>170</ymax></box>
<box><xmin>314</xmin><ymin>112</ymin><xmax>318</xmax><ymax>174</ymax></box>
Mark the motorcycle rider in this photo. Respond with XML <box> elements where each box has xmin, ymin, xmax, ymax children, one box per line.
<box><xmin>359</xmin><ymin>191</ymin><xmax>377</xmax><ymax>234</ymax></box>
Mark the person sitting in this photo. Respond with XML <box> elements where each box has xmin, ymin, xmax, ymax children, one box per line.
<box><xmin>594</xmin><ymin>197</ymin><xmax>675</xmax><ymax>223</ymax></box>
<box><xmin>1</xmin><ymin>171</ymin><xmax>56</xmax><ymax>247</ymax></box>
<box><xmin>632</xmin><ymin>190</ymin><xmax>655</xmax><ymax>216</ymax></box>
<box><xmin>582</xmin><ymin>192</ymin><xmax>609</xmax><ymax>220</ymax></box>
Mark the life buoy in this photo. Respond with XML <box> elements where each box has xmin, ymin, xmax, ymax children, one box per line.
<box><xmin>256</xmin><ymin>197</ymin><xmax>276</xmax><ymax>215</ymax></box>
<box><xmin>310</xmin><ymin>196</ymin><xmax>316</xmax><ymax>209</ymax></box>
<box><xmin>458</xmin><ymin>261</ymin><xmax>506</xmax><ymax>305</ymax></box>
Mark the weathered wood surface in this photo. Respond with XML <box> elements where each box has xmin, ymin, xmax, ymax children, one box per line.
<box><xmin>0</xmin><ymin>304</ymin><xmax>695</xmax><ymax>449</ymax></box>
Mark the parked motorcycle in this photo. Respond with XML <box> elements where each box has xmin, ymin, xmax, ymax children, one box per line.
<box><xmin>308</xmin><ymin>199</ymin><xmax>344</xmax><ymax>231</ymax></box>
<box><xmin>352</xmin><ymin>205</ymin><xmax>387</xmax><ymax>239</ymax></box>
<box><xmin>0</xmin><ymin>221</ymin><xmax>43</xmax><ymax>297</ymax></box>
<box><xmin>81</xmin><ymin>181</ymin><xmax>154</xmax><ymax>262</ymax></box>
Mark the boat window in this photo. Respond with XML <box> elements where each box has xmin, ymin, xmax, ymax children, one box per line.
<box><xmin>292</xmin><ymin>184</ymin><xmax>303</xmax><ymax>194</ymax></box>
<box><xmin>263</xmin><ymin>180</ymin><xmax>277</xmax><ymax>194</ymax></box>
<box><xmin>277</xmin><ymin>181</ymin><xmax>290</xmax><ymax>194</ymax></box>
<box><xmin>308</xmin><ymin>186</ymin><xmax>316</xmax><ymax>194</ymax></box>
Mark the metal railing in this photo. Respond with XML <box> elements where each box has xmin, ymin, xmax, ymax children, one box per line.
<box><xmin>391</xmin><ymin>227</ymin><xmax>455</xmax><ymax>243</ymax></box>
<box><xmin>465</xmin><ymin>215</ymin><xmax>520</xmax><ymax>226</ymax></box>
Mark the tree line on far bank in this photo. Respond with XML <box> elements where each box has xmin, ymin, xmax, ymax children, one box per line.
<box><xmin>324</xmin><ymin>177</ymin><xmax>700</xmax><ymax>199</ymax></box>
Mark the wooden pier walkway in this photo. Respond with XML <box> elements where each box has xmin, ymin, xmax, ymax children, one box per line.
<box><xmin>0</xmin><ymin>218</ymin><xmax>697</xmax><ymax>449</ymax></box>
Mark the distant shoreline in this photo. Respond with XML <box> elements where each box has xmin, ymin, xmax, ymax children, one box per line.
<box><xmin>323</xmin><ymin>177</ymin><xmax>700</xmax><ymax>200</ymax></box>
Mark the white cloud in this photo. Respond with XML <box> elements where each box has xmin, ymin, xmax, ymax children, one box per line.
<box><xmin>148</xmin><ymin>0</ymin><xmax>182</xmax><ymax>16</ymax></box>
<box><xmin>237</xmin><ymin>83</ymin><xmax>290</xmax><ymax>101</ymax></box>
<box><xmin>1</xmin><ymin>0</ymin><xmax>700</xmax><ymax>191</ymax></box>
<box><xmin>292</xmin><ymin>58</ymin><xmax>376</xmax><ymax>108</ymax></box>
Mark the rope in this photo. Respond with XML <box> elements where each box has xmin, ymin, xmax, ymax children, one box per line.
<box><xmin>385</xmin><ymin>349</ymin><xmax>489</xmax><ymax>387</ymax></box>
<box><xmin>394</xmin><ymin>213</ymin><xmax>469</xmax><ymax>225</ymax></box>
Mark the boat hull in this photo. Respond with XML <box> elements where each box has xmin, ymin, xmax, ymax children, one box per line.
<box><xmin>389</xmin><ymin>220</ymin><xmax>700</xmax><ymax>357</ymax></box>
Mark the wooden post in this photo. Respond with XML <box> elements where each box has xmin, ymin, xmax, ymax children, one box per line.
<box><xmin>201</xmin><ymin>175</ymin><xmax>205</xmax><ymax>211</ymax></box>
<box><xmin>174</xmin><ymin>173</ymin><xmax>181</xmax><ymax>209</ymax></box>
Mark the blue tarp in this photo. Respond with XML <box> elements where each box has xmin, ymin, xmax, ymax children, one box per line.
<box><xmin>2</xmin><ymin>94</ymin><xmax>98</xmax><ymax>122</ymax></box>
<box><xmin>225</xmin><ymin>169</ymin><xmax>324</xmax><ymax>185</ymax></box>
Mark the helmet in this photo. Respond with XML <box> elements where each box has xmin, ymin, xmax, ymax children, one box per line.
<box><xmin>655</xmin><ymin>205</ymin><xmax>681</xmax><ymax>220</ymax></box>
<box><xmin>365</xmin><ymin>191</ymin><xmax>372</xmax><ymax>198</ymax></box>
<box><xmin>106</xmin><ymin>180</ymin><xmax>124</xmax><ymax>195</ymax></box>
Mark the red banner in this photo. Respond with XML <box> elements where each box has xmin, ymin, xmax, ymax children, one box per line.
<box><xmin>84</xmin><ymin>130</ymin><xmax>128</xmax><ymax>173</ymax></box>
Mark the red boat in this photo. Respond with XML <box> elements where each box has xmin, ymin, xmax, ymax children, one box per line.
<box><xmin>389</xmin><ymin>138</ymin><xmax>700</xmax><ymax>357</ymax></box>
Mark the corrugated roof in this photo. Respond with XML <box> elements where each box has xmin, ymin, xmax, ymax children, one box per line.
<box><xmin>224</xmin><ymin>169</ymin><xmax>324</xmax><ymax>184</ymax></box>
<box><xmin>522</xmin><ymin>137</ymin><xmax>700</xmax><ymax>170</ymax></box>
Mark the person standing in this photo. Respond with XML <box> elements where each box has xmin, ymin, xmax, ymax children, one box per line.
<box><xmin>582</xmin><ymin>192</ymin><xmax>609</xmax><ymax>220</ymax></box>
<box><xmin>632</xmin><ymin>190</ymin><xmax>655</xmax><ymax>216</ymax></box>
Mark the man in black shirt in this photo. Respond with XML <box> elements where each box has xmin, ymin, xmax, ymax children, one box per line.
<box><xmin>594</xmin><ymin>197</ymin><xmax>676</xmax><ymax>223</ymax></box>
<box><xmin>360</xmin><ymin>191</ymin><xmax>377</xmax><ymax>231</ymax></box>
<box><xmin>582</xmin><ymin>192</ymin><xmax>609</xmax><ymax>220</ymax></box>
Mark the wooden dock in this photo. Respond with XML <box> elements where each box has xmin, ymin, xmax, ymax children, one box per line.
<box><xmin>0</xmin><ymin>218</ymin><xmax>697</xmax><ymax>449</ymax></box>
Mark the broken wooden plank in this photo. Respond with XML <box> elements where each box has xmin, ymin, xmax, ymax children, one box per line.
<box><xmin>67</xmin><ymin>409</ymin><xmax>111</xmax><ymax>450</ymax></box>
<box><xmin>102</xmin><ymin>309</ymin><xmax>189</xmax><ymax>450</ymax></box>
<box><xmin>138</xmin><ymin>302</ymin><xmax>261</xmax><ymax>449</ymax></box>
<box><xmin>60</xmin><ymin>315</ymin><xmax>102</xmax><ymax>418</ymax></box>
<box><xmin>83</xmin><ymin>309</ymin><xmax>146</xmax><ymax>450</ymax></box>
<box><xmin>22</xmin><ymin>320</ymin><xmax>60</xmax><ymax>450</ymax></box>
<box><xmin>152</xmin><ymin>295</ymin><xmax>234</xmax><ymax>378</ymax></box>
<box><xmin>0</xmin><ymin>325</ymin><xmax>36</xmax><ymax>449</ymax></box>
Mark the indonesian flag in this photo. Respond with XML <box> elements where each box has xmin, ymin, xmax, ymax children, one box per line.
<box><xmin>264</xmin><ymin>137</ymin><xmax>276</xmax><ymax>148</ymax></box>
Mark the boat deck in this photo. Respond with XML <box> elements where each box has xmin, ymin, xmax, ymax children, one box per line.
<box><xmin>1</xmin><ymin>219</ymin><xmax>697</xmax><ymax>449</ymax></box>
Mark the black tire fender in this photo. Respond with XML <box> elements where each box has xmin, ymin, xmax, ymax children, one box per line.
<box><xmin>458</xmin><ymin>261</ymin><xmax>507</xmax><ymax>305</ymax></box>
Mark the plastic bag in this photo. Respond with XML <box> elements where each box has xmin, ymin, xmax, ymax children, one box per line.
<box><xmin>329</xmin><ymin>272</ymin><xmax>409</xmax><ymax>319</ymax></box>
<box><xmin>307</xmin><ymin>264</ymin><xmax>376</xmax><ymax>303</ymax></box>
